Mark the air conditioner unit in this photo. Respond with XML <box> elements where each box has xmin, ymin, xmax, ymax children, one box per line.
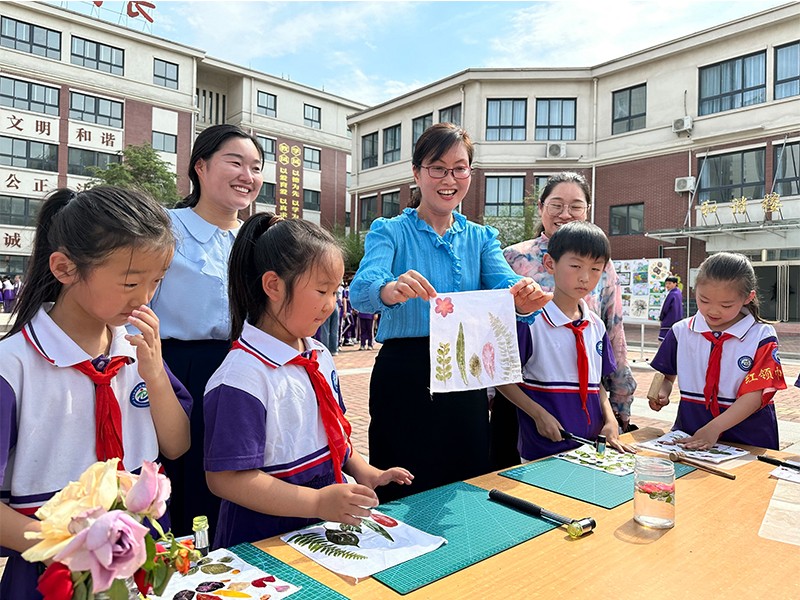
<box><xmin>674</xmin><ymin>176</ymin><xmax>696</xmax><ymax>193</ymax></box>
<box><xmin>546</xmin><ymin>142</ymin><xmax>567</xmax><ymax>158</ymax></box>
<box><xmin>672</xmin><ymin>116</ymin><xmax>693</xmax><ymax>133</ymax></box>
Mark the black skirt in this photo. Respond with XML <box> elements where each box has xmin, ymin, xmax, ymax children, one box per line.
<box><xmin>368</xmin><ymin>337</ymin><xmax>491</xmax><ymax>502</ymax></box>
<box><xmin>160</xmin><ymin>338</ymin><xmax>230</xmax><ymax>536</ymax></box>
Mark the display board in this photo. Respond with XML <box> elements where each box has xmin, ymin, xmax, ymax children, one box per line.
<box><xmin>612</xmin><ymin>258</ymin><xmax>671</xmax><ymax>324</ymax></box>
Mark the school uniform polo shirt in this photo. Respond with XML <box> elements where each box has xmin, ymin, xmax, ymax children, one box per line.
<box><xmin>204</xmin><ymin>322</ymin><xmax>350</xmax><ymax>547</ymax></box>
<box><xmin>651</xmin><ymin>312</ymin><xmax>785</xmax><ymax>449</ymax></box>
<box><xmin>514</xmin><ymin>299</ymin><xmax>617</xmax><ymax>461</ymax></box>
<box><xmin>0</xmin><ymin>307</ymin><xmax>192</xmax><ymax>515</ymax></box>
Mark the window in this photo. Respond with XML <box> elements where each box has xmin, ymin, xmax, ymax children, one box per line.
<box><xmin>610</xmin><ymin>204</ymin><xmax>644</xmax><ymax>235</ymax></box>
<box><xmin>360</xmin><ymin>195</ymin><xmax>378</xmax><ymax>230</ymax></box>
<box><xmin>439</xmin><ymin>104</ymin><xmax>461</xmax><ymax>126</ymax></box>
<box><xmin>153</xmin><ymin>58</ymin><xmax>178</xmax><ymax>89</ymax></box>
<box><xmin>413</xmin><ymin>113</ymin><xmax>433</xmax><ymax>146</ymax></box>
<box><xmin>152</xmin><ymin>131</ymin><xmax>177</xmax><ymax>153</ymax></box>
<box><xmin>0</xmin><ymin>136</ymin><xmax>58</xmax><ymax>171</ymax></box>
<box><xmin>304</xmin><ymin>104</ymin><xmax>321</xmax><ymax>129</ymax></box>
<box><xmin>382</xmin><ymin>191</ymin><xmax>400</xmax><ymax>217</ymax></box>
<box><xmin>0</xmin><ymin>76</ymin><xmax>59</xmax><ymax>116</ymax></box>
<box><xmin>257</xmin><ymin>135</ymin><xmax>276</xmax><ymax>161</ymax></box>
<box><xmin>303</xmin><ymin>147</ymin><xmax>320</xmax><ymax>170</ymax></box>
<box><xmin>774</xmin><ymin>141</ymin><xmax>800</xmax><ymax>197</ymax></box>
<box><xmin>70</xmin><ymin>92</ymin><xmax>123</xmax><ymax>128</ymax></box>
<box><xmin>532</xmin><ymin>175</ymin><xmax>550</xmax><ymax>199</ymax></box>
<box><xmin>303</xmin><ymin>189</ymin><xmax>320</xmax><ymax>211</ymax></box>
<box><xmin>484</xmin><ymin>176</ymin><xmax>525</xmax><ymax>217</ymax></box>
<box><xmin>0</xmin><ymin>194</ymin><xmax>43</xmax><ymax>226</ymax></box>
<box><xmin>697</xmin><ymin>148</ymin><xmax>765</xmax><ymax>203</ymax></box>
<box><xmin>257</xmin><ymin>91</ymin><xmax>276</xmax><ymax>117</ymax></box>
<box><xmin>486</xmin><ymin>99</ymin><xmax>527</xmax><ymax>141</ymax></box>
<box><xmin>699</xmin><ymin>51</ymin><xmax>766</xmax><ymax>116</ymax></box>
<box><xmin>0</xmin><ymin>16</ymin><xmax>60</xmax><ymax>60</ymax></box>
<box><xmin>775</xmin><ymin>41</ymin><xmax>800</xmax><ymax>100</ymax></box>
<box><xmin>256</xmin><ymin>181</ymin><xmax>276</xmax><ymax>204</ymax></box>
<box><xmin>197</xmin><ymin>88</ymin><xmax>226</xmax><ymax>125</ymax></box>
<box><xmin>362</xmin><ymin>132</ymin><xmax>378</xmax><ymax>169</ymax></box>
<box><xmin>612</xmin><ymin>84</ymin><xmax>646</xmax><ymax>135</ymax></box>
<box><xmin>67</xmin><ymin>147</ymin><xmax>120</xmax><ymax>177</ymax></box>
<box><xmin>71</xmin><ymin>36</ymin><xmax>124</xmax><ymax>76</ymax></box>
<box><xmin>535</xmin><ymin>99</ymin><xmax>576</xmax><ymax>141</ymax></box>
<box><xmin>383</xmin><ymin>124</ymin><xmax>401</xmax><ymax>164</ymax></box>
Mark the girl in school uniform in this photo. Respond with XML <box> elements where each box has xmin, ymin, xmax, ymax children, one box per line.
<box><xmin>649</xmin><ymin>252</ymin><xmax>787</xmax><ymax>450</ymax></box>
<box><xmin>204</xmin><ymin>213</ymin><xmax>412</xmax><ymax>549</ymax></box>
<box><xmin>0</xmin><ymin>187</ymin><xmax>192</xmax><ymax>599</ymax></box>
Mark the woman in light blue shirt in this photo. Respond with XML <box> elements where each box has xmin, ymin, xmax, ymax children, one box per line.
<box><xmin>350</xmin><ymin>123</ymin><xmax>550</xmax><ymax>501</ymax></box>
<box><xmin>151</xmin><ymin>124</ymin><xmax>264</xmax><ymax>535</ymax></box>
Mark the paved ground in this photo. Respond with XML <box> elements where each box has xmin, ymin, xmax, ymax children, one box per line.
<box><xmin>334</xmin><ymin>339</ymin><xmax>800</xmax><ymax>459</ymax></box>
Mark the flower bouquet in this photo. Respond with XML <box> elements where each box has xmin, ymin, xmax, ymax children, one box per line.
<box><xmin>22</xmin><ymin>459</ymin><xmax>201</xmax><ymax>599</ymax></box>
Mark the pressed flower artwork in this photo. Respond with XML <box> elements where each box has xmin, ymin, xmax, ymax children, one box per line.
<box><xmin>429</xmin><ymin>289</ymin><xmax>522</xmax><ymax>392</ymax></box>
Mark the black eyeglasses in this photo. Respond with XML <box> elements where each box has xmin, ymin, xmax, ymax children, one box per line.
<box><xmin>420</xmin><ymin>165</ymin><xmax>473</xmax><ymax>180</ymax></box>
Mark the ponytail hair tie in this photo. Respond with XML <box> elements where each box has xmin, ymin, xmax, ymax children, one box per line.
<box><xmin>268</xmin><ymin>214</ymin><xmax>284</xmax><ymax>227</ymax></box>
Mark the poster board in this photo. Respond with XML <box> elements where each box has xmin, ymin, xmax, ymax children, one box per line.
<box><xmin>612</xmin><ymin>258</ymin><xmax>671</xmax><ymax>324</ymax></box>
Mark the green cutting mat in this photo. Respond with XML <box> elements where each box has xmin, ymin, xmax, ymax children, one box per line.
<box><xmin>372</xmin><ymin>481</ymin><xmax>558</xmax><ymax>595</ymax></box>
<box><xmin>229</xmin><ymin>542</ymin><xmax>349</xmax><ymax>600</ymax></box>
<box><xmin>499</xmin><ymin>458</ymin><xmax>695</xmax><ymax>509</ymax></box>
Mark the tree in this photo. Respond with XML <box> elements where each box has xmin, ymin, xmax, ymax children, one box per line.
<box><xmin>331</xmin><ymin>226</ymin><xmax>365</xmax><ymax>275</ymax></box>
<box><xmin>483</xmin><ymin>184</ymin><xmax>543</xmax><ymax>248</ymax></box>
<box><xmin>87</xmin><ymin>143</ymin><xmax>181</xmax><ymax>206</ymax></box>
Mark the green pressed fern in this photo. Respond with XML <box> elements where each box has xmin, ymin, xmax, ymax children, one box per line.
<box><xmin>489</xmin><ymin>312</ymin><xmax>519</xmax><ymax>380</ymax></box>
<box><xmin>287</xmin><ymin>532</ymin><xmax>367</xmax><ymax>560</ymax></box>
<box><xmin>435</xmin><ymin>342</ymin><xmax>452</xmax><ymax>383</ymax></box>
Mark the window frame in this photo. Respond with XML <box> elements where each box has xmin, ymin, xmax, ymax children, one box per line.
<box><xmin>486</xmin><ymin>99</ymin><xmax>527</xmax><ymax>141</ymax></box>
<box><xmin>303</xmin><ymin>146</ymin><xmax>321</xmax><ymax>170</ymax></box>
<box><xmin>69</xmin><ymin>91</ymin><xmax>124</xmax><ymax>128</ymax></box>
<box><xmin>775</xmin><ymin>41</ymin><xmax>800</xmax><ymax>100</ymax></box>
<box><xmin>0</xmin><ymin>135</ymin><xmax>58</xmax><ymax>171</ymax></box>
<box><xmin>697</xmin><ymin>148</ymin><xmax>766</xmax><ymax>203</ymax></box>
<box><xmin>152</xmin><ymin>131</ymin><xmax>177</xmax><ymax>154</ymax></box>
<box><xmin>611</xmin><ymin>84</ymin><xmax>646</xmax><ymax>135</ymax></box>
<box><xmin>0</xmin><ymin>75</ymin><xmax>59</xmax><ymax>116</ymax></box>
<box><xmin>609</xmin><ymin>203</ymin><xmax>644</xmax><ymax>236</ymax></box>
<box><xmin>67</xmin><ymin>146</ymin><xmax>120</xmax><ymax>177</ymax></box>
<box><xmin>439</xmin><ymin>104</ymin><xmax>461</xmax><ymax>126</ymax></box>
<box><xmin>0</xmin><ymin>194</ymin><xmax>43</xmax><ymax>227</ymax></box>
<box><xmin>359</xmin><ymin>195</ymin><xmax>378</xmax><ymax>230</ymax></box>
<box><xmin>381</xmin><ymin>191</ymin><xmax>400</xmax><ymax>218</ymax></box>
<box><xmin>484</xmin><ymin>176</ymin><xmax>526</xmax><ymax>217</ymax></box>
<box><xmin>257</xmin><ymin>91</ymin><xmax>277</xmax><ymax>117</ymax></box>
<box><xmin>257</xmin><ymin>135</ymin><xmax>276</xmax><ymax>162</ymax></box>
<box><xmin>153</xmin><ymin>58</ymin><xmax>179</xmax><ymax>89</ymax></box>
<box><xmin>361</xmin><ymin>132</ymin><xmax>378</xmax><ymax>170</ymax></box>
<box><xmin>304</xmin><ymin>103</ymin><xmax>321</xmax><ymax>129</ymax></box>
<box><xmin>71</xmin><ymin>35</ymin><xmax>124</xmax><ymax>76</ymax></box>
<box><xmin>0</xmin><ymin>16</ymin><xmax>60</xmax><ymax>60</ymax></box>
<box><xmin>773</xmin><ymin>141</ymin><xmax>800</xmax><ymax>197</ymax></box>
<box><xmin>383</xmin><ymin>124</ymin><xmax>401</xmax><ymax>164</ymax></box>
<box><xmin>303</xmin><ymin>189</ymin><xmax>321</xmax><ymax>211</ymax></box>
<box><xmin>412</xmin><ymin>113</ymin><xmax>433</xmax><ymax>146</ymax></box>
<box><xmin>256</xmin><ymin>181</ymin><xmax>276</xmax><ymax>204</ymax></box>
<box><xmin>699</xmin><ymin>50</ymin><xmax>766</xmax><ymax>116</ymax></box>
<box><xmin>534</xmin><ymin>98</ymin><xmax>576</xmax><ymax>141</ymax></box>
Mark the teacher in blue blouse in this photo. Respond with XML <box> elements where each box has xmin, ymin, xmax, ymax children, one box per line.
<box><xmin>350</xmin><ymin>123</ymin><xmax>551</xmax><ymax>501</ymax></box>
<box><xmin>151</xmin><ymin>124</ymin><xmax>264</xmax><ymax>535</ymax></box>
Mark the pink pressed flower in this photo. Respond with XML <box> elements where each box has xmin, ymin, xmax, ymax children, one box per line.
<box><xmin>55</xmin><ymin>510</ymin><xmax>149</xmax><ymax>593</ymax></box>
<box><xmin>435</xmin><ymin>297</ymin><xmax>454</xmax><ymax>317</ymax></box>
<box><xmin>124</xmin><ymin>461</ymin><xmax>170</xmax><ymax>519</ymax></box>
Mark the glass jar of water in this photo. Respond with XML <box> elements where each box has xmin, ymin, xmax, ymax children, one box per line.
<box><xmin>633</xmin><ymin>455</ymin><xmax>675</xmax><ymax>529</ymax></box>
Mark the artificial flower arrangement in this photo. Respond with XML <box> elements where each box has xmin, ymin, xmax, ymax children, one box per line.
<box><xmin>22</xmin><ymin>458</ymin><xmax>201</xmax><ymax>600</ymax></box>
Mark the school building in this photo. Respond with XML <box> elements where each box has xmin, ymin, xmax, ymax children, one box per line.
<box><xmin>346</xmin><ymin>3</ymin><xmax>800</xmax><ymax>324</ymax></box>
<box><xmin>0</xmin><ymin>0</ymin><xmax>365</xmax><ymax>279</ymax></box>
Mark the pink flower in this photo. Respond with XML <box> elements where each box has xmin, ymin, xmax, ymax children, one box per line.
<box><xmin>435</xmin><ymin>297</ymin><xmax>454</xmax><ymax>317</ymax></box>
<box><xmin>124</xmin><ymin>461</ymin><xmax>170</xmax><ymax>519</ymax></box>
<box><xmin>54</xmin><ymin>510</ymin><xmax>149</xmax><ymax>593</ymax></box>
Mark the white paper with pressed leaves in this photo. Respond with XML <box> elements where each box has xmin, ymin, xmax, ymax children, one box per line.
<box><xmin>429</xmin><ymin>289</ymin><xmax>522</xmax><ymax>393</ymax></box>
<box><xmin>281</xmin><ymin>511</ymin><xmax>446</xmax><ymax>581</ymax></box>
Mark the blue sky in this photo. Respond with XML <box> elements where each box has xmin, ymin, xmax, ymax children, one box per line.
<box><xmin>57</xmin><ymin>0</ymin><xmax>790</xmax><ymax>105</ymax></box>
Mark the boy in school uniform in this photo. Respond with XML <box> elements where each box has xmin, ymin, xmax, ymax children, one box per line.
<box><xmin>497</xmin><ymin>221</ymin><xmax>635</xmax><ymax>461</ymax></box>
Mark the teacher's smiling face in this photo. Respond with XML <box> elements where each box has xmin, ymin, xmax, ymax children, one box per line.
<box><xmin>539</xmin><ymin>182</ymin><xmax>590</xmax><ymax>238</ymax></box>
<box><xmin>412</xmin><ymin>142</ymin><xmax>472</xmax><ymax>221</ymax></box>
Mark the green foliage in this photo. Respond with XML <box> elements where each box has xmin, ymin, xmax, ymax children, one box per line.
<box><xmin>331</xmin><ymin>225</ymin><xmax>365</xmax><ymax>274</ymax></box>
<box><xmin>489</xmin><ymin>312</ymin><xmax>519</xmax><ymax>380</ymax></box>
<box><xmin>456</xmin><ymin>323</ymin><xmax>468</xmax><ymax>385</ymax></box>
<box><xmin>287</xmin><ymin>532</ymin><xmax>367</xmax><ymax>560</ymax></box>
<box><xmin>435</xmin><ymin>341</ymin><xmax>453</xmax><ymax>383</ymax></box>
<box><xmin>484</xmin><ymin>184</ymin><xmax>543</xmax><ymax>248</ymax></box>
<box><xmin>87</xmin><ymin>143</ymin><xmax>181</xmax><ymax>207</ymax></box>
